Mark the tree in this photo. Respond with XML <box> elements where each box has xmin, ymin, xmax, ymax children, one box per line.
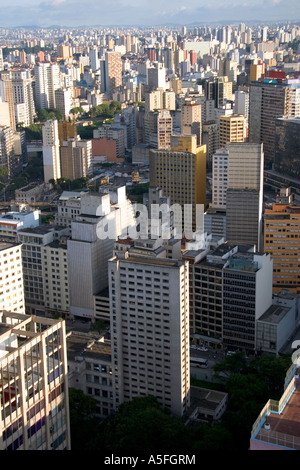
<box><xmin>0</xmin><ymin>166</ymin><xmax>8</xmax><ymax>182</ymax></box>
<box><xmin>98</xmin><ymin>396</ymin><xmax>190</xmax><ymax>454</ymax></box>
<box><xmin>213</xmin><ymin>351</ymin><xmax>249</xmax><ymax>380</ymax></box>
<box><xmin>68</xmin><ymin>388</ymin><xmax>100</xmax><ymax>451</ymax></box>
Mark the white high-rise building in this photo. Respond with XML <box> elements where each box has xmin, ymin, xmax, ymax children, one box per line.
<box><xmin>147</xmin><ymin>62</ymin><xmax>166</xmax><ymax>91</ymax></box>
<box><xmin>42</xmin><ymin>119</ymin><xmax>61</xmax><ymax>182</ymax></box>
<box><xmin>109</xmin><ymin>240</ymin><xmax>190</xmax><ymax>417</ymax></box>
<box><xmin>67</xmin><ymin>188</ymin><xmax>135</xmax><ymax>320</ymax></box>
<box><xmin>0</xmin><ymin>241</ymin><xmax>25</xmax><ymax>314</ymax></box>
<box><xmin>34</xmin><ymin>62</ymin><xmax>61</xmax><ymax>110</ymax></box>
<box><xmin>11</xmin><ymin>70</ymin><xmax>35</xmax><ymax>127</ymax></box>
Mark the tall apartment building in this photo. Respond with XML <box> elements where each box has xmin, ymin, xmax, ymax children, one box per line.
<box><xmin>42</xmin><ymin>238</ymin><xmax>70</xmax><ymax>317</ymax></box>
<box><xmin>147</xmin><ymin>62</ymin><xmax>166</xmax><ymax>92</ymax></box>
<box><xmin>212</xmin><ymin>147</ymin><xmax>229</xmax><ymax>209</ymax></box>
<box><xmin>202</xmin><ymin>121</ymin><xmax>218</xmax><ymax>167</ymax></box>
<box><xmin>60</xmin><ymin>136</ymin><xmax>87</xmax><ymax>181</ymax></box>
<box><xmin>149</xmin><ymin>134</ymin><xmax>207</xmax><ymax>234</ymax></box>
<box><xmin>226</xmin><ymin>143</ymin><xmax>264</xmax><ymax>250</ymax></box>
<box><xmin>249</xmin><ymin>80</ymin><xmax>300</xmax><ymax>162</ymax></box>
<box><xmin>34</xmin><ymin>62</ymin><xmax>61</xmax><ymax>110</ymax></box>
<box><xmin>0</xmin><ymin>312</ymin><xmax>71</xmax><ymax>450</ymax></box>
<box><xmin>17</xmin><ymin>225</ymin><xmax>69</xmax><ymax>315</ymax></box>
<box><xmin>11</xmin><ymin>70</ymin><xmax>35</xmax><ymax>127</ymax></box>
<box><xmin>67</xmin><ymin>331</ymin><xmax>113</xmax><ymax>420</ymax></box>
<box><xmin>90</xmin><ymin>46</ymin><xmax>100</xmax><ymax>72</ymax></box>
<box><xmin>67</xmin><ymin>189</ymin><xmax>135</xmax><ymax>320</ymax></box>
<box><xmin>274</xmin><ymin>116</ymin><xmax>300</xmax><ymax>180</ymax></box>
<box><xmin>145</xmin><ymin>89</ymin><xmax>176</xmax><ymax>113</ymax></box>
<box><xmin>0</xmin><ymin>71</ymin><xmax>16</xmax><ymax>131</ymax></box>
<box><xmin>104</xmin><ymin>51</ymin><xmax>122</xmax><ymax>99</ymax></box>
<box><xmin>55</xmin><ymin>88</ymin><xmax>72</xmax><ymax>118</ymax></box>
<box><xmin>223</xmin><ymin>251</ymin><xmax>273</xmax><ymax>353</ymax></box>
<box><xmin>219</xmin><ymin>114</ymin><xmax>246</xmax><ymax>148</ymax></box>
<box><xmin>0</xmin><ymin>125</ymin><xmax>15</xmax><ymax>177</ymax></box>
<box><xmin>0</xmin><ymin>48</ymin><xmax>3</xmax><ymax>71</ymax></box>
<box><xmin>0</xmin><ymin>242</ymin><xmax>25</xmax><ymax>314</ymax></box>
<box><xmin>264</xmin><ymin>202</ymin><xmax>300</xmax><ymax>295</ymax></box>
<box><xmin>108</xmin><ymin>241</ymin><xmax>190</xmax><ymax>417</ymax></box>
<box><xmin>57</xmin><ymin>121</ymin><xmax>77</xmax><ymax>146</ymax></box>
<box><xmin>234</xmin><ymin>89</ymin><xmax>249</xmax><ymax>119</ymax></box>
<box><xmin>54</xmin><ymin>190</ymin><xmax>84</xmax><ymax>233</ymax></box>
<box><xmin>181</xmin><ymin>98</ymin><xmax>202</xmax><ymax>146</ymax></box>
<box><xmin>144</xmin><ymin>109</ymin><xmax>172</xmax><ymax>149</ymax></box>
<box><xmin>42</xmin><ymin>119</ymin><xmax>61</xmax><ymax>183</ymax></box>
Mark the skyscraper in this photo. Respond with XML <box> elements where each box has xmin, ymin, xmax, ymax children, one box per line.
<box><xmin>219</xmin><ymin>114</ymin><xmax>246</xmax><ymax>148</ymax></box>
<box><xmin>181</xmin><ymin>98</ymin><xmax>202</xmax><ymax>146</ymax></box>
<box><xmin>34</xmin><ymin>62</ymin><xmax>60</xmax><ymax>110</ymax></box>
<box><xmin>150</xmin><ymin>134</ymin><xmax>207</xmax><ymax>234</ymax></box>
<box><xmin>249</xmin><ymin>80</ymin><xmax>298</xmax><ymax>162</ymax></box>
<box><xmin>0</xmin><ymin>312</ymin><xmax>71</xmax><ymax>450</ymax></box>
<box><xmin>104</xmin><ymin>51</ymin><xmax>122</xmax><ymax>99</ymax></box>
<box><xmin>108</xmin><ymin>240</ymin><xmax>190</xmax><ymax>417</ymax></box>
<box><xmin>0</xmin><ymin>241</ymin><xmax>25</xmax><ymax>314</ymax></box>
<box><xmin>264</xmin><ymin>200</ymin><xmax>300</xmax><ymax>295</ymax></box>
<box><xmin>42</xmin><ymin>119</ymin><xmax>61</xmax><ymax>183</ymax></box>
<box><xmin>11</xmin><ymin>70</ymin><xmax>35</xmax><ymax>127</ymax></box>
<box><xmin>226</xmin><ymin>143</ymin><xmax>264</xmax><ymax>250</ymax></box>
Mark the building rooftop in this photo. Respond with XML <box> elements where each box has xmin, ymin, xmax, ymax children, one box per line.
<box><xmin>258</xmin><ymin>304</ymin><xmax>291</xmax><ymax>324</ymax></box>
<box><xmin>0</xmin><ymin>241</ymin><xmax>22</xmax><ymax>251</ymax></box>
<box><xmin>252</xmin><ymin>372</ymin><xmax>300</xmax><ymax>450</ymax></box>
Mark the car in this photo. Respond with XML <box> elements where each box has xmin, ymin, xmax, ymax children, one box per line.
<box><xmin>190</xmin><ymin>345</ymin><xmax>197</xmax><ymax>349</ymax></box>
<box><xmin>197</xmin><ymin>346</ymin><xmax>208</xmax><ymax>352</ymax></box>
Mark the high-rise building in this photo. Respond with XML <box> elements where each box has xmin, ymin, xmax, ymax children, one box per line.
<box><xmin>34</xmin><ymin>62</ymin><xmax>60</xmax><ymax>110</ymax></box>
<box><xmin>0</xmin><ymin>312</ymin><xmax>71</xmax><ymax>450</ymax></box>
<box><xmin>181</xmin><ymin>98</ymin><xmax>202</xmax><ymax>146</ymax></box>
<box><xmin>219</xmin><ymin>114</ymin><xmax>246</xmax><ymax>148</ymax></box>
<box><xmin>17</xmin><ymin>225</ymin><xmax>69</xmax><ymax>315</ymax></box>
<box><xmin>60</xmin><ymin>136</ymin><xmax>87</xmax><ymax>181</ymax></box>
<box><xmin>212</xmin><ymin>147</ymin><xmax>229</xmax><ymax>209</ymax></box>
<box><xmin>147</xmin><ymin>62</ymin><xmax>166</xmax><ymax>92</ymax></box>
<box><xmin>57</xmin><ymin>121</ymin><xmax>77</xmax><ymax>146</ymax></box>
<box><xmin>42</xmin><ymin>119</ymin><xmax>61</xmax><ymax>183</ymax></box>
<box><xmin>0</xmin><ymin>71</ymin><xmax>16</xmax><ymax>131</ymax></box>
<box><xmin>0</xmin><ymin>241</ymin><xmax>25</xmax><ymax>314</ymax></box>
<box><xmin>108</xmin><ymin>240</ymin><xmax>190</xmax><ymax>417</ymax></box>
<box><xmin>11</xmin><ymin>70</ymin><xmax>35</xmax><ymax>127</ymax></box>
<box><xmin>150</xmin><ymin>134</ymin><xmax>207</xmax><ymax>234</ymax></box>
<box><xmin>249</xmin><ymin>80</ymin><xmax>299</xmax><ymax>162</ymax></box>
<box><xmin>223</xmin><ymin>251</ymin><xmax>273</xmax><ymax>353</ymax></box>
<box><xmin>55</xmin><ymin>88</ymin><xmax>72</xmax><ymax>119</ymax></box>
<box><xmin>89</xmin><ymin>46</ymin><xmax>99</xmax><ymax>72</ymax></box>
<box><xmin>0</xmin><ymin>48</ymin><xmax>3</xmax><ymax>71</ymax></box>
<box><xmin>104</xmin><ymin>51</ymin><xmax>122</xmax><ymax>99</ymax></box>
<box><xmin>264</xmin><ymin>200</ymin><xmax>300</xmax><ymax>295</ymax></box>
<box><xmin>0</xmin><ymin>125</ymin><xmax>15</xmax><ymax>177</ymax></box>
<box><xmin>274</xmin><ymin>116</ymin><xmax>300</xmax><ymax>180</ymax></box>
<box><xmin>42</xmin><ymin>238</ymin><xmax>70</xmax><ymax>317</ymax></box>
<box><xmin>144</xmin><ymin>109</ymin><xmax>172</xmax><ymax>149</ymax></box>
<box><xmin>226</xmin><ymin>143</ymin><xmax>264</xmax><ymax>250</ymax></box>
<box><xmin>67</xmin><ymin>189</ymin><xmax>135</xmax><ymax>320</ymax></box>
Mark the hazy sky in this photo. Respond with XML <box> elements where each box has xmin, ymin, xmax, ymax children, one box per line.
<box><xmin>1</xmin><ymin>0</ymin><xmax>299</xmax><ymax>28</ymax></box>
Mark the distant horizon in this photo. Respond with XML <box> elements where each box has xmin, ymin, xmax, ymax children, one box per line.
<box><xmin>0</xmin><ymin>0</ymin><xmax>300</xmax><ymax>30</ymax></box>
<box><xmin>2</xmin><ymin>19</ymin><xmax>300</xmax><ymax>30</ymax></box>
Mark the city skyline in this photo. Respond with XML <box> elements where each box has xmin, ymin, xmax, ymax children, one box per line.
<box><xmin>1</xmin><ymin>0</ymin><xmax>300</xmax><ymax>28</ymax></box>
